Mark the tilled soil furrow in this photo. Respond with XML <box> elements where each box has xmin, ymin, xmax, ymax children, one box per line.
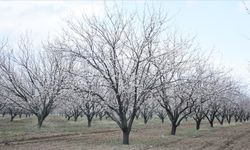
<box><xmin>218</xmin><ymin>129</ymin><xmax>250</xmax><ymax>150</ymax></box>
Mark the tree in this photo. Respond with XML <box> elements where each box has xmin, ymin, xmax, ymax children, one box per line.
<box><xmin>51</xmin><ymin>8</ymin><xmax>167</xmax><ymax>144</ymax></box>
<box><xmin>154</xmin><ymin>36</ymin><xmax>208</xmax><ymax>135</ymax></box>
<box><xmin>5</xmin><ymin>102</ymin><xmax>21</xmax><ymax>122</ymax></box>
<box><xmin>0</xmin><ymin>41</ymin><xmax>8</xmax><ymax>113</ymax></box>
<box><xmin>204</xmin><ymin>75</ymin><xmax>234</xmax><ymax>127</ymax></box>
<box><xmin>233</xmin><ymin>92</ymin><xmax>250</xmax><ymax>122</ymax></box>
<box><xmin>192</xmin><ymin>65</ymin><xmax>219</xmax><ymax>130</ymax></box>
<box><xmin>97</xmin><ymin>108</ymin><xmax>107</xmax><ymax>121</ymax></box>
<box><xmin>158</xmin><ymin>77</ymin><xmax>201</xmax><ymax>135</ymax></box>
<box><xmin>60</xmin><ymin>92</ymin><xmax>82</xmax><ymax>122</ymax></box>
<box><xmin>155</xmin><ymin>107</ymin><xmax>167</xmax><ymax>123</ymax></box>
<box><xmin>0</xmin><ymin>96</ymin><xmax>6</xmax><ymax>112</ymax></box>
<box><xmin>140</xmin><ymin>100</ymin><xmax>157</xmax><ymax>124</ymax></box>
<box><xmin>78</xmin><ymin>93</ymin><xmax>101</xmax><ymax>127</ymax></box>
<box><xmin>0</xmin><ymin>37</ymin><xmax>74</xmax><ymax>128</ymax></box>
<box><xmin>193</xmin><ymin>103</ymin><xmax>206</xmax><ymax>130</ymax></box>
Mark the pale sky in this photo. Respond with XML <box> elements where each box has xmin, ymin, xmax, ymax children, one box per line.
<box><xmin>0</xmin><ymin>0</ymin><xmax>250</xmax><ymax>84</ymax></box>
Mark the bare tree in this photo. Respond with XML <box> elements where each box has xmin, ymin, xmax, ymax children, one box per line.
<box><xmin>155</xmin><ymin>107</ymin><xmax>167</xmax><ymax>123</ymax></box>
<box><xmin>0</xmin><ymin>37</ymin><xmax>74</xmax><ymax>128</ymax></box>
<box><xmin>63</xmin><ymin>108</ymin><xmax>74</xmax><ymax>121</ymax></box>
<box><xmin>225</xmin><ymin>102</ymin><xmax>237</xmax><ymax>124</ymax></box>
<box><xmin>158</xmin><ymin>77</ymin><xmax>202</xmax><ymax>135</ymax></box>
<box><xmin>0</xmin><ymin>96</ymin><xmax>6</xmax><ymax>112</ymax></box>
<box><xmin>233</xmin><ymin>93</ymin><xmax>250</xmax><ymax>122</ymax></box>
<box><xmin>154</xmin><ymin>36</ymin><xmax>208</xmax><ymax>135</ymax></box>
<box><xmin>60</xmin><ymin>93</ymin><xmax>82</xmax><ymax>122</ymax></box>
<box><xmin>140</xmin><ymin>100</ymin><xmax>157</xmax><ymax>124</ymax></box>
<box><xmin>5</xmin><ymin>102</ymin><xmax>21</xmax><ymax>122</ymax></box>
<box><xmin>78</xmin><ymin>93</ymin><xmax>101</xmax><ymax>127</ymax></box>
<box><xmin>204</xmin><ymin>75</ymin><xmax>234</xmax><ymax>127</ymax></box>
<box><xmin>191</xmin><ymin>65</ymin><xmax>219</xmax><ymax>130</ymax></box>
<box><xmin>97</xmin><ymin>109</ymin><xmax>107</xmax><ymax>121</ymax></box>
<box><xmin>51</xmin><ymin>8</ymin><xmax>167</xmax><ymax>144</ymax></box>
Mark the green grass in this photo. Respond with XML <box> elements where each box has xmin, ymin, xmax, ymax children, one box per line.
<box><xmin>0</xmin><ymin>115</ymin><xmax>118</xmax><ymax>141</ymax></box>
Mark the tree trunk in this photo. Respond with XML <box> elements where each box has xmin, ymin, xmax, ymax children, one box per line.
<box><xmin>171</xmin><ymin>124</ymin><xmax>177</xmax><ymax>135</ymax></box>
<box><xmin>234</xmin><ymin>115</ymin><xmax>239</xmax><ymax>122</ymax></box>
<box><xmin>87</xmin><ymin>118</ymin><xmax>92</xmax><ymax>127</ymax></box>
<box><xmin>144</xmin><ymin>117</ymin><xmax>148</xmax><ymax>124</ymax></box>
<box><xmin>226</xmin><ymin>116</ymin><xmax>231</xmax><ymax>124</ymax></box>
<box><xmin>10</xmin><ymin>115</ymin><xmax>15</xmax><ymax>122</ymax></box>
<box><xmin>209</xmin><ymin>120</ymin><xmax>214</xmax><ymax>128</ymax></box>
<box><xmin>122</xmin><ymin>130</ymin><xmax>130</xmax><ymax>145</ymax></box>
<box><xmin>195</xmin><ymin>119</ymin><xmax>201</xmax><ymax>130</ymax></box>
<box><xmin>37</xmin><ymin>116</ymin><xmax>45</xmax><ymax>129</ymax></box>
<box><xmin>161</xmin><ymin>118</ymin><xmax>164</xmax><ymax>123</ymax></box>
<box><xmin>74</xmin><ymin>116</ymin><xmax>78</xmax><ymax>122</ymax></box>
<box><xmin>217</xmin><ymin>116</ymin><xmax>224</xmax><ymax>125</ymax></box>
<box><xmin>220</xmin><ymin>119</ymin><xmax>224</xmax><ymax>125</ymax></box>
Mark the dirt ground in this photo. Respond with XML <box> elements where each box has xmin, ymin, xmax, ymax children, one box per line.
<box><xmin>0</xmin><ymin>118</ymin><xmax>250</xmax><ymax>150</ymax></box>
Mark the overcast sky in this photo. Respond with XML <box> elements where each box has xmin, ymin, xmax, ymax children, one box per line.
<box><xmin>0</xmin><ymin>0</ymin><xmax>250</xmax><ymax>84</ymax></box>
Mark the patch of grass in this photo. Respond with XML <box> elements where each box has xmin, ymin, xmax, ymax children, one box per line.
<box><xmin>0</xmin><ymin>115</ymin><xmax>121</xmax><ymax>142</ymax></box>
<box><xmin>0</xmin><ymin>114</ymin><xmax>246</xmax><ymax>149</ymax></box>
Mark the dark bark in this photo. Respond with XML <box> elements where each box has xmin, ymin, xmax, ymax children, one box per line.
<box><xmin>209</xmin><ymin>120</ymin><xmax>214</xmax><ymax>127</ymax></box>
<box><xmin>205</xmin><ymin>111</ymin><xmax>216</xmax><ymax>128</ymax></box>
<box><xmin>193</xmin><ymin>108</ymin><xmax>206</xmax><ymax>130</ymax></box>
<box><xmin>195</xmin><ymin>119</ymin><xmax>202</xmax><ymax>130</ymax></box>
<box><xmin>122</xmin><ymin>131</ymin><xmax>129</xmax><ymax>145</ymax></box>
<box><xmin>73</xmin><ymin>109</ymin><xmax>81</xmax><ymax>122</ymax></box>
<box><xmin>226</xmin><ymin>115</ymin><xmax>232</xmax><ymax>124</ymax></box>
<box><xmin>157</xmin><ymin>112</ymin><xmax>166</xmax><ymax>124</ymax></box>
<box><xmin>161</xmin><ymin>118</ymin><xmax>164</xmax><ymax>123</ymax></box>
<box><xmin>98</xmin><ymin>112</ymin><xmax>105</xmax><ymax>121</ymax></box>
<box><xmin>171</xmin><ymin>124</ymin><xmax>177</xmax><ymax>135</ymax></box>
<box><xmin>87</xmin><ymin>119</ymin><xmax>91</xmax><ymax>127</ymax></box>
<box><xmin>143</xmin><ymin>116</ymin><xmax>148</xmax><ymax>124</ymax></box>
<box><xmin>10</xmin><ymin>115</ymin><xmax>16</xmax><ymax>122</ymax></box>
<box><xmin>122</xmin><ymin>128</ymin><xmax>130</xmax><ymax>145</ymax></box>
<box><xmin>135</xmin><ymin>114</ymin><xmax>140</xmax><ymax>120</ymax></box>
<box><xmin>216</xmin><ymin>115</ymin><xmax>225</xmax><ymax>125</ymax></box>
<box><xmin>74</xmin><ymin>116</ymin><xmax>78</xmax><ymax>122</ymax></box>
<box><xmin>36</xmin><ymin>112</ymin><xmax>50</xmax><ymax>129</ymax></box>
<box><xmin>105</xmin><ymin>109</ymin><xmax>135</xmax><ymax>145</ymax></box>
<box><xmin>234</xmin><ymin>115</ymin><xmax>239</xmax><ymax>122</ymax></box>
<box><xmin>9</xmin><ymin>110</ymin><xmax>17</xmax><ymax>122</ymax></box>
<box><xmin>87</xmin><ymin>117</ymin><xmax>92</xmax><ymax>127</ymax></box>
<box><xmin>37</xmin><ymin>116</ymin><xmax>46</xmax><ymax>129</ymax></box>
